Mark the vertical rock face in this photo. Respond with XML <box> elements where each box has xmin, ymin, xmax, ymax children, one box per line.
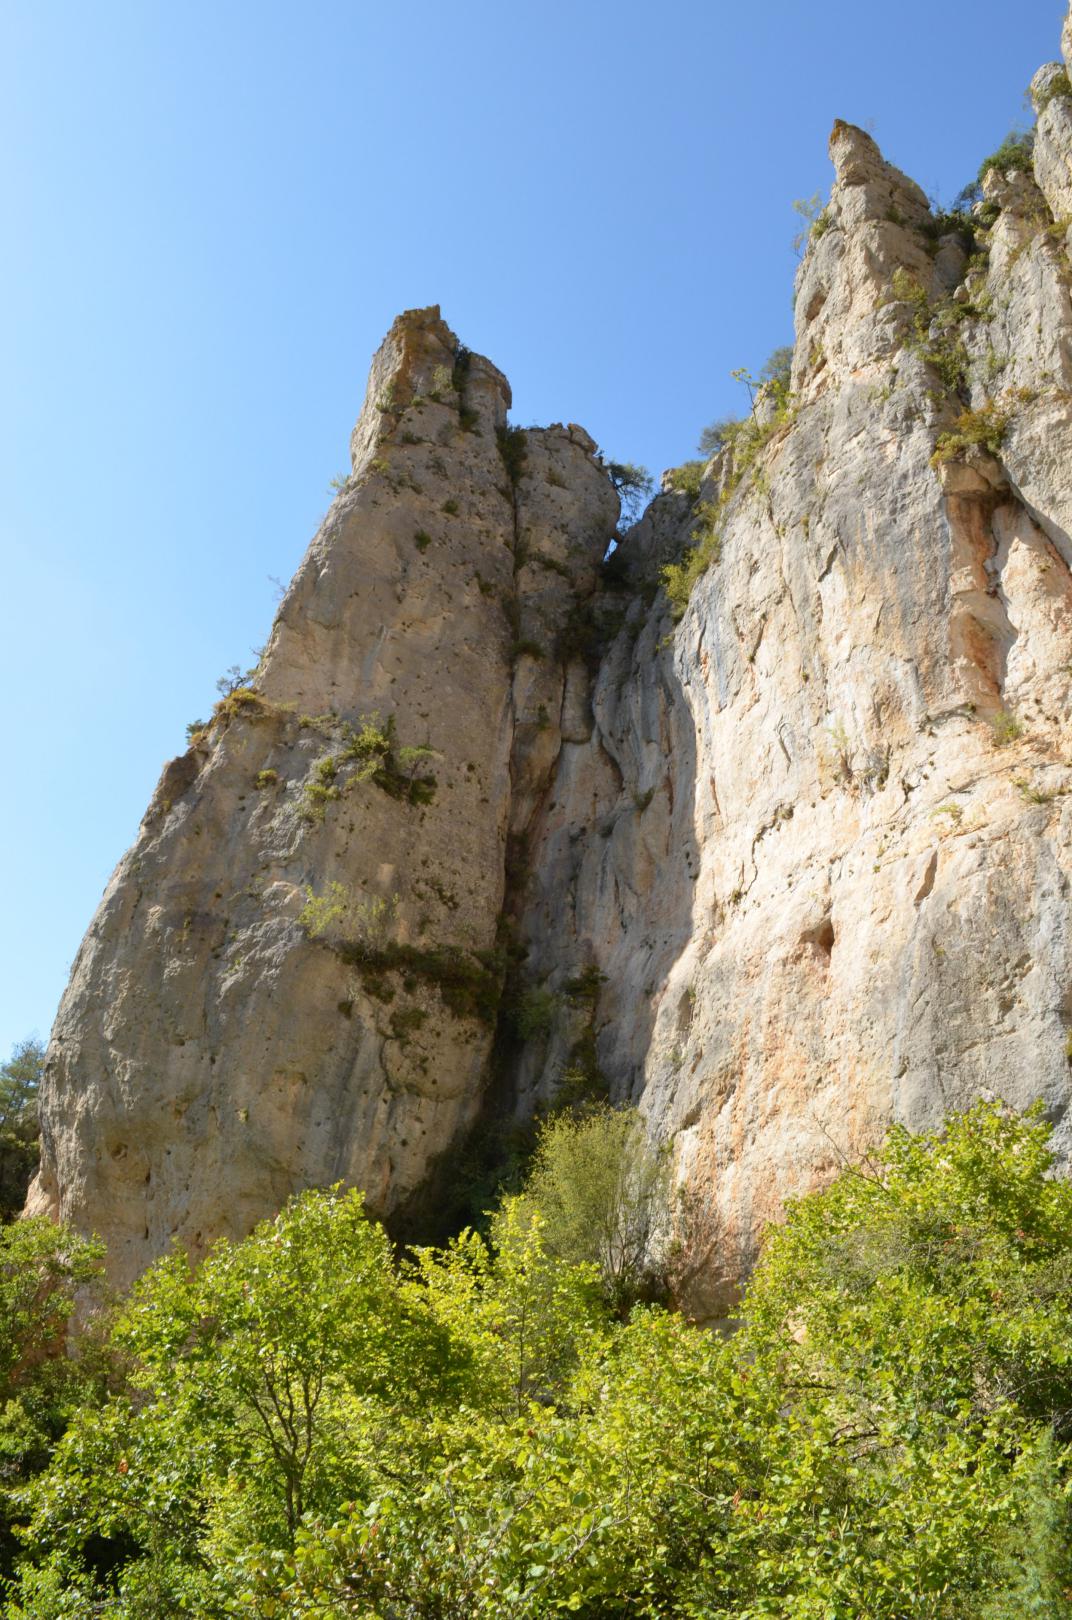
<box><xmin>511</xmin><ymin>20</ymin><xmax>1072</xmax><ymax>1312</ymax></box>
<box><xmin>30</xmin><ymin>307</ymin><xmax>617</xmax><ymax>1287</ymax></box>
<box><xmin>33</xmin><ymin>3</ymin><xmax>1072</xmax><ymax>1301</ymax></box>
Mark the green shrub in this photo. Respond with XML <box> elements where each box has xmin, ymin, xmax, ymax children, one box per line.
<box><xmin>0</xmin><ymin>1215</ymin><xmax>105</xmax><ymax>1588</ymax></box>
<box><xmin>216</xmin><ymin>663</ymin><xmax>253</xmax><ymax>698</ymax></box>
<box><xmin>429</xmin><ymin>362</ymin><xmax>452</xmax><ymax>399</ymax></box>
<box><xmin>697</xmin><ymin>415</ymin><xmax>743</xmax><ymax>455</ymax></box>
<box><xmin>920</xmin><ymin>207</ymin><xmax>976</xmax><ymax>254</ymax></box>
<box><xmin>792</xmin><ymin>191</ymin><xmax>832</xmax><ymax>251</ymax></box>
<box><xmin>661</xmin><ymin>499</ymin><xmax>725</xmax><ymax>618</ymax></box>
<box><xmin>990</xmin><ymin>708</ymin><xmax>1024</xmax><ymax>746</ymax></box>
<box><xmin>983</xmin><ymin>1431</ymin><xmax>1072</xmax><ymax>1617</ymax></box>
<box><xmin>414</xmin><ymin>529</ymin><xmax>432</xmax><ymax>551</ymax></box>
<box><xmin>888</xmin><ymin>268</ymin><xmax>972</xmax><ymax>393</ymax></box>
<box><xmin>302</xmin><ymin>714</ymin><xmax>437</xmax><ymax>818</ymax></box>
<box><xmin>563</xmin><ymin>964</ymin><xmax>606</xmax><ymax>1006</ymax></box>
<box><xmin>682</xmin><ymin>404</ymin><xmax>779</xmax><ymax>607</ymax></box>
<box><xmin>338</xmin><ymin>939</ymin><xmax>506</xmax><ymax>1025</ymax></box>
<box><xmin>212</xmin><ymin>686</ymin><xmax>277</xmax><ymax>728</ymax></box>
<box><xmin>518</xmin><ymin>1107</ymin><xmax>673</xmax><ymax>1311</ymax></box>
<box><xmin>932</xmin><ymin>399</ymin><xmax>1011</xmax><ymax>464</ymax></box>
<box><xmin>253</xmin><ymin>768</ymin><xmax>278</xmax><ymax>789</ymax></box>
<box><xmin>512</xmin><ymin>986</ymin><xmax>559</xmax><ymax>1040</ymax></box>
<box><xmin>10</xmin><ymin>1106</ymin><xmax>1072</xmax><ymax>1614</ymax></box>
<box><xmin>495</xmin><ymin>423</ymin><xmax>527</xmax><ymax>488</ymax></box>
<box><xmin>395</xmin><ymin>743</ymin><xmax>436</xmax><ymax>773</ymax></box>
<box><xmin>760</xmin><ymin>344</ymin><xmax>793</xmax><ymax>391</ymax></box>
<box><xmin>664</xmin><ymin>460</ymin><xmax>705</xmax><ymax>499</ymax></box>
<box><xmin>298</xmin><ymin>883</ymin><xmax>399</xmax><ymax>949</ymax></box>
<box><xmin>1035</xmin><ymin>66</ymin><xmax>1072</xmax><ymax>114</ymax></box>
<box><xmin>0</xmin><ymin>1039</ymin><xmax>43</xmax><ymax>1218</ymax></box>
<box><xmin>978</xmin><ymin>129</ymin><xmax>1036</xmax><ymax>184</ymax></box>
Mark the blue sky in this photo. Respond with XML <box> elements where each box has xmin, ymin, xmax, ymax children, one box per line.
<box><xmin>0</xmin><ymin>0</ymin><xmax>1063</xmax><ymax>1056</ymax></box>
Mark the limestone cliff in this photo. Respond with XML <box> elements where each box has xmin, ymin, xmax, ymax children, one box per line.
<box><xmin>31</xmin><ymin>9</ymin><xmax>1072</xmax><ymax>1300</ymax></box>
<box><xmin>29</xmin><ymin>309</ymin><xmax>617</xmax><ymax>1287</ymax></box>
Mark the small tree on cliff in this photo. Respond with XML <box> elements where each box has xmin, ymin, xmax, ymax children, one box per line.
<box><xmin>0</xmin><ymin>1038</ymin><xmax>44</xmax><ymax>1218</ymax></box>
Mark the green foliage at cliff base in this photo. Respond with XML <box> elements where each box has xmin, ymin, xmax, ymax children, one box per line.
<box><xmin>4</xmin><ymin>1102</ymin><xmax>1072</xmax><ymax>1617</ymax></box>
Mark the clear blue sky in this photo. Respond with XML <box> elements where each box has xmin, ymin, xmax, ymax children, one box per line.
<box><xmin>0</xmin><ymin>0</ymin><xmax>1063</xmax><ymax>1056</ymax></box>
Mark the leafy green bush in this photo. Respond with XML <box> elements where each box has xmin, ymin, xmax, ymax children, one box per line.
<box><xmin>932</xmin><ymin>399</ymin><xmax>1011</xmax><ymax>464</ymax></box>
<box><xmin>0</xmin><ymin>1040</ymin><xmax>43</xmax><ymax>1217</ymax></box>
<box><xmin>983</xmin><ymin>1430</ymin><xmax>1072</xmax><ymax>1617</ymax></box>
<box><xmin>662</xmin><ymin>354</ymin><xmax>801</xmax><ymax>618</ymax></box>
<box><xmin>1035</xmin><ymin>66</ymin><xmax>1072</xmax><ymax>114</ymax></box>
<box><xmin>978</xmin><ymin>129</ymin><xmax>1036</xmax><ymax>184</ymax></box>
<box><xmin>298</xmin><ymin>882</ymin><xmax>398</xmax><ymax>947</ymax></box>
<box><xmin>511</xmin><ymin>986</ymin><xmax>559</xmax><ymax>1040</ymax></box>
<box><xmin>664</xmin><ymin>460</ymin><xmax>706</xmax><ymax>499</ymax></box>
<box><xmin>888</xmin><ymin>267</ymin><xmax>973</xmax><ymax>394</ymax></box>
<box><xmin>495</xmin><ymin>423</ymin><xmax>527</xmax><ymax>488</ymax></box>
<box><xmin>662</xmin><ymin>510</ymin><xmax>723</xmax><ymax>619</ymax></box>
<box><xmin>759</xmin><ymin>344</ymin><xmax>793</xmax><ymax>391</ymax></box>
<box><xmin>792</xmin><ymin>191</ymin><xmax>833</xmax><ymax>252</ymax></box>
<box><xmin>301</xmin><ymin>713</ymin><xmax>437</xmax><ymax>820</ymax></box>
<box><xmin>519</xmin><ymin>1106</ymin><xmax>673</xmax><ymax>1310</ymax></box>
<box><xmin>0</xmin><ymin>1218</ymin><xmax>104</xmax><ymax>1588</ymax></box>
<box><xmin>697</xmin><ymin>414</ymin><xmax>743</xmax><ymax>455</ymax></box>
<box><xmin>9</xmin><ymin>1105</ymin><xmax>1072</xmax><ymax>1616</ymax></box>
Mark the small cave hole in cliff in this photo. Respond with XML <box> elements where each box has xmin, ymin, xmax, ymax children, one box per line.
<box><xmin>801</xmin><ymin>916</ymin><xmax>835</xmax><ymax>959</ymax></box>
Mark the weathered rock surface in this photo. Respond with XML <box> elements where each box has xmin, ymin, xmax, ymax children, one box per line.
<box><xmin>29</xmin><ymin>307</ymin><xmax>617</xmax><ymax>1287</ymax></box>
<box><xmin>31</xmin><ymin>3</ymin><xmax>1072</xmax><ymax>1304</ymax></box>
<box><xmin>504</xmin><ymin>18</ymin><xmax>1072</xmax><ymax>1312</ymax></box>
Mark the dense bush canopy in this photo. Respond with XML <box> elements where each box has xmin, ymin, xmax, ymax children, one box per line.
<box><xmin>2</xmin><ymin>1102</ymin><xmax>1071</xmax><ymax>1616</ymax></box>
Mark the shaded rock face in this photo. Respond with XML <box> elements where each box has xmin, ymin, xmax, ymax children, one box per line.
<box><xmin>32</xmin><ymin>4</ymin><xmax>1072</xmax><ymax>1301</ymax></box>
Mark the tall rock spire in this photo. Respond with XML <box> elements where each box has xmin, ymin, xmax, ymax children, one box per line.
<box><xmin>29</xmin><ymin>306</ymin><xmax>617</xmax><ymax>1286</ymax></box>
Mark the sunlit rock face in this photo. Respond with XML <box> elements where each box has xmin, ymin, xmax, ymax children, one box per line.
<box><xmin>29</xmin><ymin>306</ymin><xmax>617</xmax><ymax>1288</ymax></box>
<box><xmin>514</xmin><ymin>28</ymin><xmax>1072</xmax><ymax>1314</ymax></box>
<box><xmin>32</xmin><ymin>3</ymin><xmax>1072</xmax><ymax>1307</ymax></box>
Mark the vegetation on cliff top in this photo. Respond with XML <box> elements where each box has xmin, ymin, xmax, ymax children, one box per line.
<box><xmin>2</xmin><ymin>1103</ymin><xmax>1071</xmax><ymax>1615</ymax></box>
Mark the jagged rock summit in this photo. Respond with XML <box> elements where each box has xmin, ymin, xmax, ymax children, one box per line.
<box><xmin>32</xmin><ymin>5</ymin><xmax>1072</xmax><ymax>1306</ymax></box>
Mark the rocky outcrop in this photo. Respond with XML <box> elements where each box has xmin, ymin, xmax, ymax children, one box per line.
<box><xmin>504</xmin><ymin>25</ymin><xmax>1072</xmax><ymax>1313</ymax></box>
<box><xmin>31</xmin><ymin>5</ymin><xmax>1072</xmax><ymax>1304</ymax></box>
<box><xmin>29</xmin><ymin>307</ymin><xmax>617</xmax><ymax>1287</ymax></box>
